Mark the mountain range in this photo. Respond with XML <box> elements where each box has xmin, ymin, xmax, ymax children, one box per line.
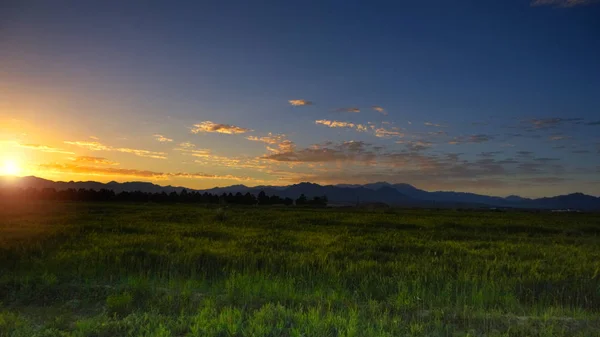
<box><xmin>1</xmin><ymin>176</ymin><xmax>599</xmax><ymax>211</ymax></box>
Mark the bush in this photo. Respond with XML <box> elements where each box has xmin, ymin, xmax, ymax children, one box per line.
<box><xmin>106</xmin><ymin>292</ymin><xmax>133</xmax><ymax>317</ymax></box>
<box><xmin>213</xmin><ymin>208</ymin><xmax>227</xmax><ymax>222</ymax></box>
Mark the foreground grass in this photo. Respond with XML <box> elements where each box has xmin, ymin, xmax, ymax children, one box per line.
<box><xmin>1</xmin><ymin>202</ymin><xmax>599</xmax><ymax>336</ymax></box>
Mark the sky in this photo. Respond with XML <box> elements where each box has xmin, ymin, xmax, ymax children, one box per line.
<box><xmin>1</xmin><ymin>0</ymin><xmax>599</xmax><ymax>198</ymax></box>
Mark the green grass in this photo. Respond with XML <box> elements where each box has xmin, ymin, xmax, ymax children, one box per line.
<box><xmin>1</xmin><ymin>201</ymin><xmax>599</xmax><ymax>336</ymax></box>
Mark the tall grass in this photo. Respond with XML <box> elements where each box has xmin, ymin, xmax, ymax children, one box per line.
<box><xmin>1</xmin><ymin>202</ymin><xmax>599</xmax><ymax>336</ymax></box>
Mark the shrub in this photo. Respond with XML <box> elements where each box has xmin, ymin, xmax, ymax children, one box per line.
<box><xmin>106</xmin><ymin>292</ymin><xmax>134</xmax><ymax>317</ymax></box>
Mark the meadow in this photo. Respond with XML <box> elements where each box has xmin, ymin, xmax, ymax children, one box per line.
<box><xmin>0</xmin><ymin>202</ymin><xmax>599</xmax><ymax>336</ymax></box>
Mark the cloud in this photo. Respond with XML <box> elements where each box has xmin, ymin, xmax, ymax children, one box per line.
<box><xmin>549</xmin><ymin>134</ymin><xmax>570</xmax><ymax>141</ymax></box>
<box><xmin>64</xmin><ymin>141</ymin><xmax>167</xmax><ymax>159</ymax></box>
<box><xmin>534</xmin><ymin>157</ymin><xmax>560</xmax><ymax>163</ymax></box>
<box><xmin>469</xmin><ymin>135</ymin><xmax>494</xmax><ymax>143</ymax></box>
<box><xmin>177</xmin><ymin>142</ymin><xmax>197</xmax><ymax>149</ymax></box>
<box><xmin>315</xmin><ymin>119</ymin><xmax>368</xmax><ymax>132</ymax></box>
<box><xmin>374</xmin><ymin>126</ymin><xmax>403</xmax><ymax>138</ymax></box>
<box><xmin>334</xmin><ymin>107</ymin><xmax>360</xmax><ymax>113</ymax></box>
<box><xmin>424</xmin><ymin>122</ymin><xmax>446</xmax><ymax>128</ymax></box>
<box><xmin>395</xmin><ymin>140</ymin><xmax>432</xmax><ymax>152</ymax></box>
<box><xmin>174</xmin><ymin>142</ymin><xmax>212</xmax><ymax>157</ymax></box>
<box><xmin>71</xmin><ymin>156</ymin><xmax>119</xmax><ymax>165</ymax></box>
<box><xmin>191</xmin><ymin>121</ymin><xmax>251</xmax><ymax>134</ymax></box>
<box><xmin>372</xmin><ymin>106</ymin><xmax>387</xmax><ymax>115</ymax></box>
<box><xmin>259</xmin><ymin>140</ymin><xmax>572</xmax><ymax>192</ymax></box>
<box><xmin>174</xmin><ymin>141</ymin><xmax>271</xmax><ymax>170</ymax></box>
<box><xmin>246</xmin><ymin>134</ymin><xmax>286</xmax><ymax>145</ymax></box>
<box><xmin>64</xmin><ymin>141</ymin><xmax>110</xmax><ymax>151</ymax></box>
<box><xmin>522</xmin><ymin>177</ymin><xmax>567</xmax><ymax>184</ymax></box>
<box><xmin>516</xmin><ymin>151</ymin><xmax>534</xmax><ymax>158</ymax></box>
<box><xmin>263</xmin><ymin>141</ymin><xmax>378</xmax><ymax>163</ymax></box>
<box><xmin>526</xmin><ymin>118</ymin><xmax>583</xmax><ymax>130</ymax></box>
<box><xmin>448</xmin><ymin>134</ymin><xmax>494</xmax><ymax>144</ymax></box>
<box><xmin>476</xmin><ymin>151</ymin><xmax>504</xmax><ymax>158</ymax></box>
<box><xmin>586</xmin><ymin>121</ymin><xmax>600</xmax><ymax>126</ymax></box>
<box><xmin>531</xmin><ymin>0</ymin><xmax>599</xmax><ymax>7</ymax></box>
<box><xmin>247</xmin><ymin>133</ymin><xmax>297</xmax><ymax>154</ymax></box>
<box><xmin>275</xmin><ymin>140</ymin><xmax>296</xmax><ymax>153</ymax></box>
<box><xmin>288</xmin><ymin>99</ymin><xmax>313</xmax><ymax>106</ymax></box>
<box><xmin>38</xmin><ymin>163</ymin><xmax>257</xmax><ymax>181</ymax></box>
<box><xmin>153</xmin><ymin>134</ymin><xmax>173</xmax><ymax>142</ymax></box>
<box><xmin>15</xmin><ymin>143</ymin><xmax>75</xmax><ymax>155</ymax></box>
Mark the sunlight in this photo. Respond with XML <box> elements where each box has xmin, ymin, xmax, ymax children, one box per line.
<box><xmin>1</xmin><ymin>159</ymin><xmax>21</xmax><ymax>176</ymax></box>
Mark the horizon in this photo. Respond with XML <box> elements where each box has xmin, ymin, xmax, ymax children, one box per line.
<box><xmin>2</xmin><ymin>1</ymin><xmax>600</xmax><ymax>198</ymax></box>
<box><xmin>2</xmin><ymin>175</ymin><xmax>598</xmax><ymax>199</ymax></box>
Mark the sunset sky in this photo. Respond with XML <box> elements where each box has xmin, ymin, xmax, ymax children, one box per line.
<box><xmin>1</xmin><ymin>0</ymin><xmax>599</xmax><ymax>197</ymax></box>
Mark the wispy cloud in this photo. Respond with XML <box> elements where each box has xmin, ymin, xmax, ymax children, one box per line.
<box><xmin>38</xmin><ymin>163</ymin><xmax>258</xmax><ymax>181</ymax></box>
<box><xmin>424</xmin><ymin>122</ymin><xmax>447</xmax><ymax>128</ymax></box>
<box><xmin>522</xmin><ymin>177</ymin><xmax>567</xmax><ymax>184</ymax></box>
<box><xmin>262</xmin><ymin>141</ymin><xmax>567</xmax><ymax>190</ymax></box>
<box><xmin>315</xmin><ymin>119</ymin><xmax>368</xmax><ymax>132</ymax></box>
<box><xmin>174</xmin><ymin>142</ymin><xmax>270</xmax><ymax>170</ymax></box>
<box><xmin>177</xmin><ymin>142</ymin><xmax>197</xmax><ymax>149</ymax></box>
<box><xmin>15</xmin><ymin>143</ymin><xmax>75</xmax><ymax>155</ymax></box>
<box><xmin>586</xmin><ymin>121</ymin><xmax>600</xmax><ymax>126</ymax></box>
<box><xmin>191</xmin><ymin>121</ymin><xmax>251</xmax><ymax>134</ymax></box>
<box><xmin>372</xmin><ymin>106</ymin><xmax>387</xmax><ymax>115</ymax></box>
<box><xmin>174</xmin><ymin>142</ymin><xmax>212</xmax><ymax>157</ymax></box>
<box><xmin>448</xmin><ymin>134</ymin><xmax>494</xmax><ymax>144</ymax></box>
<box><xmin>64</xmin><ymin>141</ymin><xmax>167</xmax><ymax>159</ymax></box>
<box><xmin>549</xmin><ymin>134</ymin><xmax>570</xmax><ymax>141</ymax></box>
<box><xmin>525</xmin><ymin>118</ymin><xmax>583</xmax><ymax>130</ymax></box>
<box><xmin>531</xmin><ymin>0</ymin><xmax>599</xmax><ymax>7</ymax></box>
<box><xmin>246</xmin><ymin>133</ymin><xmax>286</xmax><ymax>145</ymax></box>
<box><xmin>374</xmin><ymin>126</ymin><xmax>404</xmax><ymax>138</ymax></box>
<box><xmin>247</xmin><ymin>133</ymin><xmax>296</xmax><ymax>154</ymax></box>
<box><xmin>71</xmin><ymin>156</ymin><xmax>119</xmax><ymax>165</ymax></box>
<box><xmin>275</xmin><ymin>140</ymin><xmax>296</xmax><ymax>153</ymax></box>
<box><xmin>153</xmin><ymin>134</ymin><xmax>173</xmax><ymax>142</ymax></box>
<box><xmin>288</xmin><ymin>99</ymin><xmax>313</xmax><ymax>106</ymax></box>
<box><xmin>334</xmin><ymin>107</ymin><xmax>360</xmax><ymax>113</ymax></box>
<box><xmin>477</xmin><ymin>151</ymin><xmax>504</xmax><ymax>158</ymax></box>
<box><xmin>264</xmin><ymin>141</ymin><xmax>378</xmax><ymax>163</ymax></box>
<box><xmin>395</xmin><ymin>140</ymin><xmax>432</xmax><ymax>152</ymax></box>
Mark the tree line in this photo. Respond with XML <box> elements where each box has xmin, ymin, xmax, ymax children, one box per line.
<box><xmin>0</xmin><ymin>188</ymin><xmax>328</xmax><ymax>206</ymax></box>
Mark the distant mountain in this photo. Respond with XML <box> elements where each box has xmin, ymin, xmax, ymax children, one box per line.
<box><xmin>526</xmin><ymin>193</ymin><xmax>600</xmax><ymax>211</ymax></box>
<box><xmin>0</xmin><ymin>176</ymin><xmax>188</xmax><ymax>194</ymax></box>
<box><xmin>2</xmin><ymin>176</ymin><xmax>599</xmax><ymax>211</ymax></box>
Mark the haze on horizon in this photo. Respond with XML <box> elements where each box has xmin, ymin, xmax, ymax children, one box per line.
<box><xmin>1</xmin><ymin>0</ymin><xmax>599</xmax><ymax>198</ymax></box>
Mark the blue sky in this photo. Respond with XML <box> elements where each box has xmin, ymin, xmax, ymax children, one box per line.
<box><xmin>1</xmin><ymin>0</ymin><xmax>599</xmax><ymax>197</ymax></box>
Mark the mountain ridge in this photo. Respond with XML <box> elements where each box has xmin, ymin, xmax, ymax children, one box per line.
<box><xmin>1</xmin><ymin>176</ymin><xmax>598</xmax><ymax>210</ymax></box>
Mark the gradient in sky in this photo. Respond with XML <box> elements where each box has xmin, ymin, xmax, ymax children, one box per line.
<box><xmin>1</xmin><ymin>0</ymin><xmax>599</xmax><ymax>197</ymax></box>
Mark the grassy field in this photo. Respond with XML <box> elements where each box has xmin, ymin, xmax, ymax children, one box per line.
<box><xmin>1</xmin><ymin>202</ymin><xmax>599</xmax><ymax>337</ymax></box>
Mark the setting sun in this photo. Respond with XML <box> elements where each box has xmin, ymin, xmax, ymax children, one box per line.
<box><xmin>2</xmin><ymin>160</ymin><xmax>21</xmax><ymax>176</ymax></box>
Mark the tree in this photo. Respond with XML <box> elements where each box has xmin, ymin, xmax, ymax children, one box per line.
<box><xmin>244</xmin><ymin>192</ymin><xmax>257</xmax><ymax>205</ymax></box>
<box><xmin>258</xmin><ymin>191</ymin><xmax>270</xmax><ymax>205</ymax></box>
<box><xmin>296</xmin><ymin>194</ymin><xmax>307</xmax><ymax>205</ymax></box>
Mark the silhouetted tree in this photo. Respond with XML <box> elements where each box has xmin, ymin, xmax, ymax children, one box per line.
<box><xmin>0</xmin><ymin>187</ymin><xmax>310</xmax><ymax>206</ymax></box>
<box><xmin>258</xmin><ymin>191</ymin><xmax>270</xmax><ymax>205</ymax></box>
<box><xmin>296</xmin><ymin>194</ymin><xmax>307</xmax><ymax>205</ymax></box>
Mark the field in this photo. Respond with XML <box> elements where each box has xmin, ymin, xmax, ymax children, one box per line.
<box><xmin>1</xmin><ymin>202</ymin><xmax>599</xmax><ymax>337</ymax></box>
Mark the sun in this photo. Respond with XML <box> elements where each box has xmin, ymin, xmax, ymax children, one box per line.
<box><xmin>2</xmin><ymin>160</ymin><xmax>21</xmax><ymax>176</ymax></box>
